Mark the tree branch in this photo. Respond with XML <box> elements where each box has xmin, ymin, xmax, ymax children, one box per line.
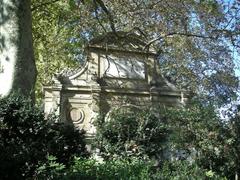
<box><xmin>94</xmin><ymin>0</ymin><xmax>117</xmax><ymax>34</ymax></box>
<box><xmin>31</xmin><ymin>0</ymin><xmax>61</xmax><ymax>11</ymax></box>
<box><xmin>145</xmin><ymin>32</ymin><xmax>215</xmax><ymax>49</ymax></box>
<box><xmin>93</xmin><ymin>0</ymin><xmax>107</xmax><ymax>33</ymax></box>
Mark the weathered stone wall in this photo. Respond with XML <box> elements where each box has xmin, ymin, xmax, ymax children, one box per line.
<box><xmin>44</xmin><ymin>34</ymin><xmax>189</xmax><ymax>137</ymax></box>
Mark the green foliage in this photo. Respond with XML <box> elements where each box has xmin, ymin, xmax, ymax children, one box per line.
<box><xmin>36</xmin><ymin>155</ymin><xmax>67</xmax><ymax>179</ymax></box>
<box><xmin>2</xmin><ymin>94</ymin><xmax>235</xmax><ymax>179</ymax></box>
<box><xmin>220</xmin><ymin>114</ymin><xmax>240</xmax><ymax>179</ymax></box>
<box><xmin>32</xmin><ymin>0</ymin><xmax>84</xmax><ymax>103</ymax></box>
<box><xmin>157</xmin><ymin>160</ymin><xmax>226</xmax><ymax>180</ymax></box>
<box><xmin>0</xmin><ymin>93</ymin><xmax>88</xmax><ymax>179</ymax></box>
<box><xmin>94</xmin><ymin>108</ymin><xmax>168</xmax><ymax>160</ymax></box>
<box><xmin>162</xmin><ymin>101</ymin><xmax>240</xmax><ymax>179</ymax></box>
<box><xmin>35</xmin><ymin>157</ymin><xmax>226</xmax><ymax>180</ymax></box>
<box><xmin>36</xmin><ymin>157</ymin><xmax>152</xmax><ymax>180</ymax></box>
<box><xmin>31</xmin><ymin>0</ymin><xmax>240</xmax><ymax>105</ymax></box>
<box><xmin>93</xmin><ymin>102</ymin><xmax>240</xmax><ymax>179</ymax></box>
<box><xmin>68</xmin><ymin>157</ymin><xmax>152</xmax><ymax>180</ymax></box>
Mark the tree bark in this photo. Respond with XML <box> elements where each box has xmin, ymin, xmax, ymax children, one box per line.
<box><xmin>0</xmin><ymin>0</ymin><xmax>37</xmax><ymax>99</ymax></box>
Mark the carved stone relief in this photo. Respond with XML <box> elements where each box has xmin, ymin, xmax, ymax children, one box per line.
<box><xmin>69</xmin><ymin>108</ymin><xmax>85</xmax><ymax>124</ymax></box>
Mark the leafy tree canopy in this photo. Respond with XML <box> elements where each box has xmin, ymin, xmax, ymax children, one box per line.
<box><xmin>32</xmin><ymin>0</ymin><xmax>240</xmax><ymax>105</ymax></box>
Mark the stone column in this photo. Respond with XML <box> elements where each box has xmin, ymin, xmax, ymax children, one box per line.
<box><xmin>44</xmin><ymin>75</ymin><xmax>62</xmax><ymax>118</ymax></box>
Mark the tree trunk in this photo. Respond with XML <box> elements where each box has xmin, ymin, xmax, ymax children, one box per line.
<box><xmin>0</xmin><ymin>0</ymin><xmax>37</xmax><ymax>99</ymax></box>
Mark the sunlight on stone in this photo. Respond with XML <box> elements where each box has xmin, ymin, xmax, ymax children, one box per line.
<box><xmin>103</xmin><ymin>56</ymin><xmax>145</xmax><ymax>79</ymax></box>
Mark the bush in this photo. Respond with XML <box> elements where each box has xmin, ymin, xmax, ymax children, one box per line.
<box><xmin>94</xmin><ymin>101</ymin><xmax>239</xmax><ymax>179</ymax></box>
<box><xmin>219</xmin><ymin>114</ymin><xmax>240</xmax><ymax>179</ymax></box>
<box><xmin>161</xmin><ymin>101</ymin><xmax>240</xmax><ymax>179</ymax></box>
<box><xmin>0</xmin><ymin>93</ymin><xmax>88</xmax><ymax>179</ymax></box>
<box><xmin>37</xmin><ymin>157</ymin><xmax>153</xmax><ymax>180</ymax></box>
<box><xmin>94</xmin><ymin>108</ymin><xmax>168</xmax><ymax>160</ymax></box>
<box><xmin>156</xmin><ymin>160</ymin><xmax>226</xmax><ymax>180</ymax></box>
<box><xmin>36</xmin><ymin>157</ymin><xmax>226</xmax><ymax>180</ymax></box>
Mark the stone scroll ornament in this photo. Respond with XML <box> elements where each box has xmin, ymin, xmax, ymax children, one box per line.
<box><xmin>69</xmin><ymin>108</ymin><xmax>85</xmax><ymax>124</ymax></box>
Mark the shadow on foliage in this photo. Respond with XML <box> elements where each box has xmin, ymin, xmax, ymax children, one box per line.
<box><xmin>0</xmin><ymin>93</ymin><xmax>88</xmax><ymax>179</ymax></box>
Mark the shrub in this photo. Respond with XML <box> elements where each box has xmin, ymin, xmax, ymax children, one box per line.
<box><xmin>36</xmin><ymin>157</ymin><xmax>153</xmax><ymax>180</ymax></box>
<box><xmin>36</xmin><ymin>157</ymin><xmax>226</xmax><ymax>180</ymax></box>
<box><xmin>0</xmin><ymin>93</ymin><xmax>88</xmax><ymax>179</ymax></box>
<box><xmin>156</xmin><ymin>160</ymin><xmax>226</xmax><ymax>180</ymax></box>
<box><xmin>162</xmin><ymin>101</ymin><xmax>240</xmax><ymax>179</ymax></box>
<box><xmin>94</xmin><ymin>108</ymin><xmax>168</xmax><ymax>160</ymax></box>
<box><xmin>219</xmin><ymin>114</ymin><xmax>240</xmax><ymax>179</ymax></box>
<box><xmin>94</xmin><ymin>101</ymin><xmax>239</xmax><ymax>179</ymax></box>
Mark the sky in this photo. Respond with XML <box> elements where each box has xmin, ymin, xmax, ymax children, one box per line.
<box><xmin>223</xmin><ymin>0</ymin><xmax>240</xmax><ymax>78</ymax></box>
<box><xmin>234</xmin><ymin>52</ymin><xmax>240</xmax><ymax>78</ymax></box>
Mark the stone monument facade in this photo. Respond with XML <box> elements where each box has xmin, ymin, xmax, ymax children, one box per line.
<box><xmin>44</xmin><ymin>32</ymin><xmax>189</xmax><ymax>138</ymax></box>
